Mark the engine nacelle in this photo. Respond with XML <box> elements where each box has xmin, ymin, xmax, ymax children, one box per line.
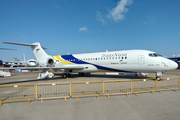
<box><xmin>38</xmin><ymin>58</ymin><xmax>55</xmax><ymax>67</ymax></box>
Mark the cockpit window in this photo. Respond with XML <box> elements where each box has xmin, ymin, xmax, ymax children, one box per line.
<box><xmin>153</xmin><ymin>53</ymin><xmax>163</xmax><ymax>57</ymax></box>
<box><xmin>153</xmin><ymin>53</ymin><xmax>158</xmax><ymax>57</ymax></box>
<box><xmin>149</xmin><ymin>53</ymin><xmax>163</xmax><ymax>57</ymax></box>
<box><xmin>156</xmin><ymin>53</ymin><xmax>163</xmax><ymax>57</ymax></box>
<box><xmin>149</xmin><ymin>54</ymin><xmax>153</xmax><ymax>57</ymax></box>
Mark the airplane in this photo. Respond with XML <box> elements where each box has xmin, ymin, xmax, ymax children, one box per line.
<box><xmin>1</xmin><ymin>41</ymin><xmax>178</xmax><ymax>80</ymax></box>
<box><xmin>0</xmin><ymin>60</ymin><xmax>12</xmax><ymax>67</ymax></box>
<box><xmin>13</xmin><ymin>54</ymin><xmax>38</xmax><ymax>67</ymax></box>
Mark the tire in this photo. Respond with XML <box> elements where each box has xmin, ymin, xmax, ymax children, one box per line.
<box><xmin>63</xmin><ymin>73</ymin><xmax>67</xmax><ymax>79</ymax></box>
<box><xmin>67</xmin><ymin>73</ymin><xmax>71</xmax><ymax>78</ymax></box>
<box><xmin>156</xmin><ymin>76</ymin><xmax>161</xmax><ymax>81</ymax></box>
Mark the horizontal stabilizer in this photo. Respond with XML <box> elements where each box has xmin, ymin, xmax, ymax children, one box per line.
<box><xmin>0</xmin><ymin>48</ymin><xmax>17</xmax><ymax>50</ymax></box>
<box><xmin>3</xmin><ymin>42</ymin><xmax>46</xmax><ymax>49</ymax></box>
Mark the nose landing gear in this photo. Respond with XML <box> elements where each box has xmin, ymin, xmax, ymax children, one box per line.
<box><xmin>156</xmin><ymin>72</ymin><xmax>162</xmax><ymax>81</ymax></box>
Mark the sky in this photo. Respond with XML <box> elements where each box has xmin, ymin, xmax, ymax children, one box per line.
<box><xmin>0</xmin><ymin>0</ymin><xmax>180</xmax><ymax>61</ymax></box>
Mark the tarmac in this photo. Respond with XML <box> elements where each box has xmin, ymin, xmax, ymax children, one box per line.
<box><xmin>0</xmin><ymin>70</ymin><xmax>180</xmax><ymax>120</ymax></box>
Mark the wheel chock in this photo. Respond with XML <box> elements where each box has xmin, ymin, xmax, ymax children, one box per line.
<box><xmin>40</xmin><ymin>99</ymin><xmax>43</xmax><ymax>103</ymax></box>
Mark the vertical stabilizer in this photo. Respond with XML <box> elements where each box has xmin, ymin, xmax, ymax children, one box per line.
<box><xmin>23</xmin><ymin>53</ymin><xmax>25</xmax><ymax>61</ymax></box>
<box><xmin>31</xmin><ymin>42</ymin><xmax>50</xmax><ymax>60</ymax></box>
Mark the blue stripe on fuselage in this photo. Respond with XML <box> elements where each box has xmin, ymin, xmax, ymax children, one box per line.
<box><xmin>61</xmin><ymin>55</ymin><xmax>129</xmax><ymax>72</ymax></box>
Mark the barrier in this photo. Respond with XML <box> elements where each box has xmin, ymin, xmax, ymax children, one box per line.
<box><xmin>157</xmin><ymin>77</ymin><xmax>180</xmax><ymax>92</ymax></box>
<box><xmin>132</xmin><ymin>79</ymin><xmax>156</xmax><ymax>96</ymax></box>
<box><xmin>0</xmin><ymin>84</ymin><xmax>35</xmax><ymax>105</ymax></box>
<box><xmin>71</xmin><ymin>81</ymin><xmax>103</xmax><ymax>100</ymax></box>
<box><xmin>173</xmin><ymin>69</ymin><xmax>180</xmax><ymax>75</ymax></box>
<box><xmin>104</xmin><ymin>80</ymin><xmax>132</xmax><ymax>97</ymax></box>
<box><xmin>0</xmin><ymin>77</ymin><xmax>180</xmax><ymax>105</ymax></box>
<box><xmin>36</xmin><ymin>82</ymin><xmax>70</xmax><ymax>102</ymax></box>
<box><xmin>165</xmin><ymin>70</ymin><xmax>180</xmax><ymax>75</ymax></box>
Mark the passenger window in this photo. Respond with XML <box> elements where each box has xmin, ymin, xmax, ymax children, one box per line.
<box><xmin>122</xmin><ymin>57</ymin><xmax>123</xmax><ymax>59</ymax></box>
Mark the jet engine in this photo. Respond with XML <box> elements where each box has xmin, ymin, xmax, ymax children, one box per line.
<box><xmin>38</xmin><ymin>58</ymin><xmax>55</xmax><ymax>67</ymax></box>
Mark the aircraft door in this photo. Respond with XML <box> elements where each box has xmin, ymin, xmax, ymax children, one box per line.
<box><xmin>138</xmin><ymin>55</ymin><xmax>145</xmax><ymax>65</ymax></box>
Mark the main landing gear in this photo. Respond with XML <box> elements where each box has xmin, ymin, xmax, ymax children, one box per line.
<box><xmin>62</xmin><ymin>72</ymin><xmax>85</xmax><ymax>79</ymax></box>
<box><xmin>62</xmin><ymin>73</ymin><xmax>71</xmax><ymax>79</ymax></box>
<box><xmin>78</xmin><ymin>73</ymin><xmax>84</xmax><ymax>76</ymax></box>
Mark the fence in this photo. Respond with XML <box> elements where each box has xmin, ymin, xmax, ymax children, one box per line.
<box><xmin>0</xmin><ymin>84</ymin><xmax>35</xmax><ymax>105</ymax></box>
<box><xmin>0</xmin><ymin>77</ymin><xmax>180</xmax><ymax>105</ymax></box>
<box><xmin>132</xmin><ymin>79</ymin><xmax>156</xmax><ymax>96</ymax></box>
<box><xmin>104</xmin><ymin>80</ymin><xmax>132</xmax><ymax>97</ymax></box>
<box><xmin>165</xmin><ymin>70</ymin><xmax>180</xmax><ymax>75</ymax></box>
<box><xmin>156</xmin><ymin>77</ymin><xmax>180</xmax><ymax>92</ymax></box>
<box><xmin>71</xmin><ymin>81</ymin><xmax>103</xmax><ymax>100</ymax></box>
<box><xmin>36</xmin><ymin>82</ymin><xmax>70</xmax><ymax>102</ymax></box>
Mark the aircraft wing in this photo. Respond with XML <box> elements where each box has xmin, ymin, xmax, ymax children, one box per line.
<box><xmin>0</xmin><ymin>65</ymin><xmax>84</xmax><ymax>70</ymax></box>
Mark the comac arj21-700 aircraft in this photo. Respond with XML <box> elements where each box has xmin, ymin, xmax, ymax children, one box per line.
<box><xmin>2</xmin><ymin>42</ymin><xmax>178</xmax><ymax>80</ymax></box>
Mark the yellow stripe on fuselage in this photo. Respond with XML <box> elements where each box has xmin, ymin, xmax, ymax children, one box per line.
<box><xmin>55</xmin><ymin>55</ymin><xmax>74</xmax><ymax>65</ymax></box>
<box><xmin>98</xmin><ymin>69</ymin><xmax>114</xmax><ymax>72</ymax></box>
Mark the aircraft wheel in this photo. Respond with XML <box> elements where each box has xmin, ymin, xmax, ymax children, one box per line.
<box><xmin>63</xmin><ymin>73</ymin><xmax>68</xmax><ymax>79</ymax></box>
<box><xmin>78</xmin><ymin>73</ymin><xmax>84</xmax><ymax>76</ymax></box>
<box><xmin>67</xmin><ymin>73</ymin><xmax>71</xmax><ymax>78</ymax></box>
<box><xmin>156</xmin><ymin>76</ymin><xmax>161</xmax><ymax>81</ymax></box>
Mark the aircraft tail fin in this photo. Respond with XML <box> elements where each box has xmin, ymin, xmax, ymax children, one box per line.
<box><xmin>3</xmin><ymin>42</ymin><xmax>49</xmax><ymax>60</ymax></box>
<box><xmin>14</xmin><ymin>58</ymin><xmax>20</xmax><ymax>61</ymax></box>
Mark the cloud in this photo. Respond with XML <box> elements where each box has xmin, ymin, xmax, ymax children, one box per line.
<box><xmin>178</xmin><ymin>31</ymin><xmax>180</xmax><ymax>34</ymax></box>
<box><xmin>107</xmin><ymin>0</ymin><xmax>133</xmax><ymax>22</ymax></box>
<box><xmin>79</xmin><ymin>26</ymin><xmax>87</xmax><ymax>31</ymax></box>
<box><xmin>22</xmin><ymin>36</ymin><xmax>26</xmax><ymax>38</ymax></box>
<box><xmin>143</xmin><ymin>15</ymin><xmax>156</xmax><ymax>24</ymax></box>
<box><xmin>56</xmin><ymin>6</ymin><xmax>59</xmax><ymax>9</ymax></box>
<box><xmin>96</xmin><ymin>12</ymin><xmax>107</xmax><ymax>25</ymax></box>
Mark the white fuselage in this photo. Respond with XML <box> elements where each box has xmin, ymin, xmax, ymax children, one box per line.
<box><xmin>51</xmin><ymin>50</ymin><xmax>178</xmax><ymax>73</ymax></box>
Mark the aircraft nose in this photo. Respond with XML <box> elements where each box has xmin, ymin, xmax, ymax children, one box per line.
<box><xmin>169</xmin><ymin>61</ymin><xmax>178</xmax><ymax>70</ymax></box>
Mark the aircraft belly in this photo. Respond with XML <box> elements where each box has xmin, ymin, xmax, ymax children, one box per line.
<box><xmin>72</xmin><ymin>64</ymin><xmax>98</xmax><ymax>73</ymax></box>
